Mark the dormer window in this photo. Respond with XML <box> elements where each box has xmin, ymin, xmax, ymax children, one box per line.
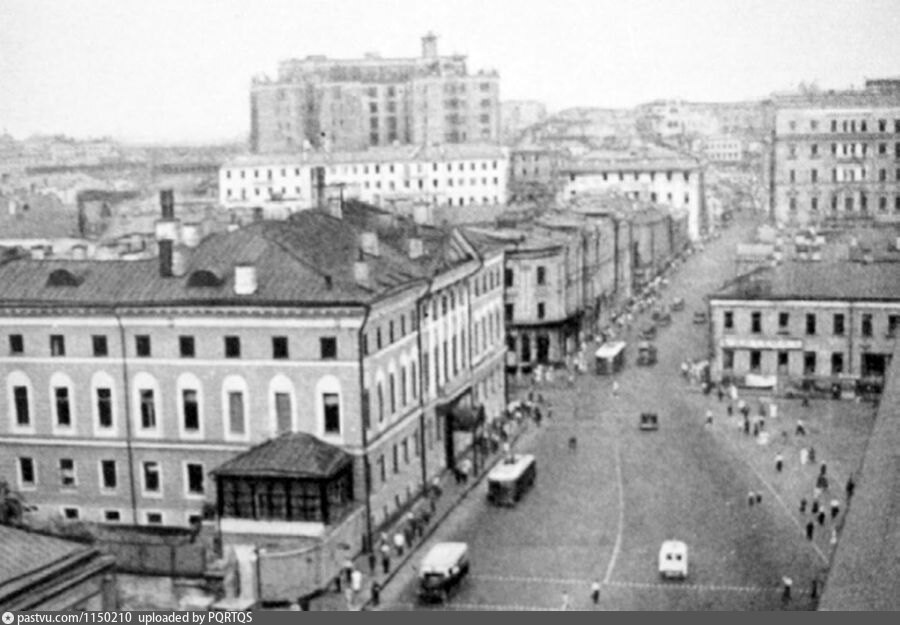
<box><xmin>46</xmin><ymin>269</ymin><xmax>83</xmax><ymax>287</ymax></box>
<box><xmin>186</xmin><ymin>270</ymin><xmax>224</xmax><ymax>288</ymax></box>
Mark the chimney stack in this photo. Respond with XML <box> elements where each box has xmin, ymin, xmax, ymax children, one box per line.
<box><xmin>234</xmin><ymin>264</ymin><xmax>258</xmax><ymax>295</ymax></box>
<box><xmin>421</xmin><ymin>32</ymin><xmax>438</xmax><ymax>59</ymax></box>
<box><xmin>155</xmin><ymin>189</ymin><xmax>179</xmax><ymax>277</ymax></box>
<box><xmin>360</xmin><ymin>231</ymin><xmax>380</xmax><ymax>257</ymax></box>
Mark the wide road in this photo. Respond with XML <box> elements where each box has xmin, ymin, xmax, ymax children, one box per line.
<box><xmin>379</xmin><ymin>213</ymin><xmax>824</xmax><ymax>611</ymax></box>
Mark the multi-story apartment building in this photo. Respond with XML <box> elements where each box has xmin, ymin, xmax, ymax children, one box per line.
<box><xmin>250</xmin><ymin>33</ymin><xmax>500</xmax><ymax>153</ymax></box>
<box><xmin>0</xmin><ymin>193</ymin><xmax>506</xmax><ymax>545</ymax></box>
<box><xmin>559</xmin><ymin>147</ymin><xmax>705</xmax><ymax>240</ymax></box>
<box><xmin>701</xmin><ymin>135</ymin><xmax>746</xmax><ymax>163</ymax></box>
<box><xmin>709</xmin><ymin>261</ymin><xmax>900</xmax><ymax>390</ymax></box>
<box><xmin>219</xmin><ymin>144</ymin><xmax>509</xmax><ymax>216</ymax></box>
<box><xmin>507</xmin><ymin>145</ymin><xmax>564</xmax><ymax>204</ymax></box>
<box><xmin>772</xmin><ymin>86</ymin><xmax>900</xmax><ymax>226</ymax></box>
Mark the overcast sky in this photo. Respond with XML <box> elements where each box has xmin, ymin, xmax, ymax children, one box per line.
<box><xmin>1</xmin><ymin>0</ymin><xmax>899</xmax><ymax>144</ymax></box>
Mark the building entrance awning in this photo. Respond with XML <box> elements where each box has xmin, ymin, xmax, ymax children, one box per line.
<box><xmin>449</xmin><ymin>404</ymin><xmax>485</xmax><ymax>432</ymax></box>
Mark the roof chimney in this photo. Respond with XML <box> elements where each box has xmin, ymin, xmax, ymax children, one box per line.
<box><xmin>408</xmin><ymin>237</ymin><xmax>424</xmax><ymax>259</ymax></box>
<box><xmin>422</xmin><ymin>32</ymin><xmax>438</xmax><ymax>59</ymax></box>
<box><xmin>353</xmin><ymin>258</ymin><xmax>370</xmax><ymax>287</ymax></box>
<box><xmin>156</xmin><ymin>189</ymin><xmax>179</xmax><ymax>278</ymax></box>
<box><xmin>360</xmin><ymin>231</ymin><xmax>380</xmax><ymax>256</ymax></box>
<box><xmin>234</xmin><ymin>264</ymin><xmax>258</xmax><ymax>295</ymax></box>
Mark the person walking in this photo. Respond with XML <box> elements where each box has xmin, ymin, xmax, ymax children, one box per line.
<box><xmin>782</xmin><ymin>576</ymin><xmax>793</xmax><ymax>603</ymax></box>
<box><xmin>748</xmin><ymin>491</ymin><xmax>756</xmax><ymax>507</ymax></box>
<box><xmin>393</xmin><ymin>530</ymin><xmax>406</xmax><ymax>557</ymax></box>
<box><xmin>560</xmin><ymin>590</ymin><xmax>570</xmax><ymax>611</ymax></box>
<box><xmin>351</xmin><ymin>568</ymin><xmax>363</xmax><ymax>601</ymax></box>
<box><xmin>817</xmin><ymin>510</ymin><xmax>826</xmax><ymax>526</ymax></box>
<box><xmin>380</xmin><ymin>542</ymin><xmax>391</xmax><ymax>574</ymax></box>
<box><xmin>806</xmin><ymin>520</ymin><xmax>815</xmax><ymax>540</ymax></box>
<box><xmin>830</xmin><ymin>498</ymin><xmax>840</xmax><ymax>519</ymax></box>
<box><xmin>705</xmin><ymin>409</ymin><xmax>713</xmax><ymax>427</ymax></box>
<box><xmin>799</xmin><ymin>497</ymin><xmax>807</xmax><ymax>514</ymax></box>
<box><xmin>590</xmin><ymin>580</ymin><xmax>601</xmax><ymax>605</ymax></box>
<box><xmin>845</xmin><ymin>475</ymin><xmax>856</xmax><ymax>501</ymax></box>
<box><xmin>612</xmin><ymin>380</ymin><xmax>620</xmax><ymax>397</ymax></box>
<box><xmin>717</xmin><ymin>385</ymin><xmax>724</xmax><ymax>402</ymax></box>
<box><xmin>775</xmin><ymin>452</ymin><xmax>784</xmax><ymax>473</ymax></box>
<box><xmin>370</xmin><ymin>581</ymin><xmax>382</xmax><ymax>607</ymax></box>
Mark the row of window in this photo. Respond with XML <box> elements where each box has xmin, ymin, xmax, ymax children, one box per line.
<box><xmin>787</xmin><ymin>193</ymin><xmax>900</xmax><ymax>213</ymax></box>
<box><xmin>569</xmin><ymin>170</ymin><xmax>693</xmax><ymax>183</ymax></box>
<box><xmin>17</xmin><ymin>456</ymin><xmax>205</xmax><ymax>498</ymax></box>
<box><xmin>504</xmin><ymin>266</ymin><xmax>549</xmax><ymax>288</ymax></box>
<box><xmin>722</xmin><ymin>349</ymin><xmax>844</xmax><ymax>376</ymax></box>
<box><xmin>52</xmin><ymin>507</ymin><xmax>173</xmax><ymax>525</ymax></box>
<box><xmin>723</xmin><ymin>310</ymin><xmax>900</xmax><ymax>338</ymax></box>
<box><xmin>225</xmin><ymin>175</ymin><xmax>503</xmax><ymax>200</ymax></box>
<box><xmin>787</xmin><ymin>167</ymin><xmax>900</xmax><ymax>184</ymax></box>
<box><xmin>224</xmin><ymin>160</ymin><xmax>502</xmax><ymax>181</ymax></box>
<box><xmin>785</xmin><ymin>118</ymin><xmax>900</xmax><ymax>134</ymax></box>
<box><xmin>505</xmin><ymin>302</ymin><xmax>549</xmax><ymax>321</ymax></box>
<box><xmin>8</xmin><ymin>372</ymin><xmax>342</xmax><ymax>437</ymax></box>
<box><xmin>7</xmin><ymin>333</ymin><xmax>339</xmax><ymax>360</ymax></box>
<box><xmin>787</xmin><ymin>142</ymin><xmax>900</xmax><ymax>160</ymax></box>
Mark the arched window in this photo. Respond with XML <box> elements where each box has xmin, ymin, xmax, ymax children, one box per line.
<box><xmin>90</xmin><ymin>371</ymin><xmax>118</xmax><ymax>436</ymax></box>
<box><xmin>268</xmin><ymin>374</ymin><xmax>296</xmax><ymax>436</ymax></box>
<box><xmin>132</xmin><ymin>372</ymin><xmax>161</xmax><ymax>437</ymax></box>
<box><xmin>222</xmin><ymin>375</ymin><xmax>250</xmax><ymax>441</ymax></box>
<box><xmin>7</xmin><ymin>371</ymin><xmax>34</xmax><ymax>432</ymax></box>
<box><xmin>315</xmin><ymin>375</ymin><xmax>343</xmax><ymax>437</ymax></box>
<box><xmin>176</xmin><ymin>372</ymin><xmax>204</xmax><ymax>438</ymax></box>
<box><xmin>49</xmin><ymin>372</ymin><xmax>76</xmax><ymax>435</ymax></box>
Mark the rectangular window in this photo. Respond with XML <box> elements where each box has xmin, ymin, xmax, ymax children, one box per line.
<box><xmin>378</xmin><ymin>455</ymin><xmax>386</xmax><ymax>484</ymax></box>
<box><xmin>537</xmin><ymin>303</ymin><xmax>546</xmax><ymax>319</ymax></box>
<box><xmin>777</xmin><ymin>351</ymin><xmax>789</xmax><ymax>367</ymax></box>
<box><xmin>389</xmin><ymin>321</ymin><xmax>395</xmax><ymax>344</ymax></box>
<box><xmin>751</xmin><ymin>312</ymin><xmax>761</xmax><ymax>334</ymax></box>
<box><xmin>889</xmin><ymin>315</ymin><xmax>900</xmax><ymax>338</ymax></box>
<box><xmin>146</xmin><ymin>512</ymin><xmax>163</xmax><ymax>525</ymax></box>
<box><xmin>104</xmin><ymin>510</ymin><xmax>121</xmax><ymax>523</ymax></box>
<box><xmin>186</xmin><ymin>463</ymin><xmax>204</xmax><ymax>495</ymax></box>
<box><xmin>50</xmin><ymin>334</ymin><xmax>65</xmax><ymax>356</ymax></box>
<box><xmin>389</xmin><ymin>374</ymin><xmax>396</xmax><ymax>413</ymax></box>
<box><xmin>504</xmin><ymin>268</ymin><xmax>513</xmax><ymax>287</ymax></box>
<box><xmin>402</xmin><ymin>439</ymin><xmax>409</xmax><ymax>464</ymax></box>
<box><xmin>182</xmin><ymin>390</ymin><xmax>199</xmax><ymax>431</ymax></box>
<box><xmin>804</xmin><ymin>351</ymin><xmax>817</xmax><ymax>375</ymax></box>
<box><xmin>228</xmin><ymin>391</ymin><xmax>245</xmax><ymax>435</ymax></box>
<box><xmin>60</xmin><ymin>458</ymin><xmax>76</xmax><ymax>487</ymax></box>
<box><xmin>19</xmin><ymin>457</ymin><xmax>35</xmax><ymax>487</ymax></box>
<box><xmin>272</xmin><ymin>336</ymin><xmax>289</xmax><ymax>359</ymax></box>
<box><xmin>777</xmin><ymin>312</ymin><xmax>789</xmax><ymax>332</ymax></box>
<box><xmin>749</xmin><ymin>350</ymin><xmax>761</xmax><ymax>373</ymax></box>
<box><xmin>63</xmin><ymin>508</ymin><xmax>80</xmax><ymax>520</ymax></box>
<box><xmin>833</xmin><ymin>314</ymin><xmax>845</xmax><ymax>336</ymax></box>
<box><xmin>323</xmin><ymin>393</ymin><xmax>340</xmax><ymax>434</ymax></box>
<box><xmin>805</xmin><ymin>314</ymin><xmax>816</xmax><ymax>335</ymax></box>
<box><xmin>92</xmin><ymin>335</ymin><xmax>108</xmax><ymax>357</ymax></box>
<box><xmin>505</xmin><ymin>304</ymin><xmax>514</xmax><ymax>322</ymax></box>
<box><xmin>320</xmin><ymin>336</ymin><xmax>337</xmax><ymax>359</ymax></box>
<box><xmin>179</xmin><ymin>336</ymin><xmax>195</xmax><ymax>358</ymax></box>
<box><xmin>143</xmin><ymin>461</ymin><xmax>160</xmax><ymax>493</ymax></box>
<box><xmin>55</xmin><ymin>387</ymin><xmax>71</xmax><ymax>427</ymax></box>
<box><xmin>224</xmin><ymin>336</ymin><xmax>241</xmax><ymax>358</ymax></box>
<box><xmin>101</xmin><ymin>460</ymin><xmax>117</xmax><ymax>490</ymax></box>
<box><xmin>135</xmin><ymin>335</ymin><xmax>151</xmax><ymax>357</ymax></box>
<box><xmin>9</xmin><ymin>334</ymin><xmax>23</xmax><ymax>355</ymax></box>
<box><xmin>536</xmin><ymin>266</ymin><xmax>546</xmax><ymax>285</ymax></box>
<box><xmin>831</xmin><ymin>353</ymin><xmax>844</xmax><ymax>375</ymax></box>
<box><xmin>14</xmin><ymin>386</ymin><xmax>29</xmax><ymax>426</ymax></box>
<box><xmin>140</xmin><ymin>389</ymin><xmax>156</xmax><ymax>429</ymax></box>
<box><xmin>392</xmin><ymin>444</ymin><xmax>399</xmax><ymax>473</ymax></box>
<box><xmin>275</xmin><ymin>392</ymin><xmax>292</xmax><ymax>434</ymax></box>
<box><xmin>862</xmin><ymin>314</ymin><xmax>873</xmax><ymax>337</ymax></box>
<box><xmin>96</xmin><ymin>388</ymin><xmax>113</xmax><ymax>429</ymax></box>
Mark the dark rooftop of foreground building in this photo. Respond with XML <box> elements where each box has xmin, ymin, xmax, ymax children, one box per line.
<box><xmin>819</xmin><ymin>341</ymin><xmax>900</xmax><ymax>610</ymax></box>
<box><xmin>712</xmin><ymin>261</ymin><xmax>900</xmax><ymax>302</ymax></box>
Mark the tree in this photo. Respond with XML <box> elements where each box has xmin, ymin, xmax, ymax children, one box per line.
<box><xmin>0</xmin><ymin>480</ymin><xmax>25</xmax><ymax>526</ymax></box>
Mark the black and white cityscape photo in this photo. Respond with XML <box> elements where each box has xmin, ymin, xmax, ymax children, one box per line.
<box><xmin>2</xmin><ymin>0</ymin><xmax>900</xmax><ymax>613</ymax></box>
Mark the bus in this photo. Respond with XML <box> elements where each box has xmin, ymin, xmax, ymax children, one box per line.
<box><xmin>487</xmin><ymin>454</ymin><xmax>537</xmax><ymax>506</ymax></box>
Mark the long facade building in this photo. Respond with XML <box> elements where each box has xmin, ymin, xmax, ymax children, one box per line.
<box><xmin>709</xmin><ymin>262</ymin><xmax>900</xmax><ymax>389</ymax></box>
<box><xmin>558</xmin><ymin>148</ymin><xmax>705</xmax><ymax>240</ymax></box>
<box><xmin>218</xmin><ymin>144</ymin><xmax>509</xmax><ymax>216</ymax></box>
<box><xmin>772</xmin><ymin>87</ymin><xmax>900</xmax><ymax>226</ymax></box>
<box><xmin>0</xmin><ymin>194</ymin><xmax>506</xmax><ymax>540</ymax></box>
<box><xmin>250</xmin><ymin>33</ymin><xmax>500</xmax><ymax>153</ymax></box>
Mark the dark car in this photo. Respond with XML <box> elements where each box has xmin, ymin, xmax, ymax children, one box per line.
<box><xmin>639</xmin><ymin>412</ymin><xmax>659</xmax><ymax>431</ymax></box>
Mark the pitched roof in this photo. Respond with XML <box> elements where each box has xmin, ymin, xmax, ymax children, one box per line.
<box><xmin>0</xmin><ymin>525</ymin><xmax>89</xmax><ymax>586</ymax></box>
<box><xmin>0</xmin><ymin>203</ymin><xmax>477</xmax><ymax>308</ymax></box>
<box><xmin>212</xmin><ymin>432</ymin><xmax>352</xmax><ymax>479</ymax></box>
<box><xmin>711</xmin><ymin>262</ymin><xmax>900</xmax><ymax>302</ymax></box>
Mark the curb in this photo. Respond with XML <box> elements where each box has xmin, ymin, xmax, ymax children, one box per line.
<box><xmin>360</xmin><ymin>425</ymin><xmax>534</xmax><ymax>610</ymax></box>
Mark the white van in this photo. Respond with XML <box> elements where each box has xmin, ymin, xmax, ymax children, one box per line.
<box><xmin>658</xmin><ymin>540</ymin><xmax>688</xmax><ymax>579</ymax></box>
<box><xmin>418</xmin><ymin>542</ymin><xmax>470</xmax><ymax>603</ymax></box>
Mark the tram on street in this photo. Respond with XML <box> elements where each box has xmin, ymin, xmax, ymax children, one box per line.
<box><xmin>594</xmin><ymin>341</ymin><xmax>627</xmax><ymax>375</ymax></box>
<box><xmin>487</xmin><ymin>454</ymin><xmax>537</xmax><ymax>506</ymax></box>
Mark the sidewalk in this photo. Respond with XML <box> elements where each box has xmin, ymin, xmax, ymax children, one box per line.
<box><xmin>307</xmin><ymin>418</ymin><xmax>535</xmax><ymax>611</ymax></box>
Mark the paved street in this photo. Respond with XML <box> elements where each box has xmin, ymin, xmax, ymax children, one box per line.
<box><xmin>375</xmin><ymin>213</ymin><xmax>834</xmax><ymax>611</ymax></box>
